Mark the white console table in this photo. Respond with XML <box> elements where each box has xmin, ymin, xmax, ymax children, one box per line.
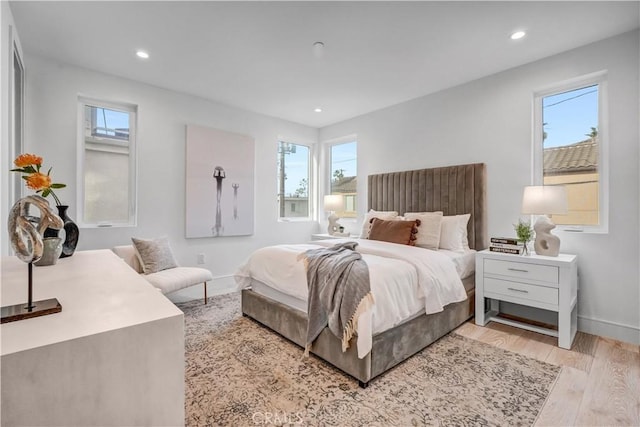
<box><xmin>1</xmin><ymin>250</ymin><xmax>185</xmax><ymax>426</ymax></box>
<box><xmin>475</xmin><ymin>250</ymin><xmax>578</xmax><ymax>349</ymax></box>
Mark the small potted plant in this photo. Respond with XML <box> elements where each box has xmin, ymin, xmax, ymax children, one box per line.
<box><xmin>514</xmin><ymin>219</ymin><xmax>534</xmax><ymax>256</ymax></box>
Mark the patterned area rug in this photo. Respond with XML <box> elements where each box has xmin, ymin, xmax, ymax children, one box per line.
<box><xmin>180</xmin><ymin>292</ymin><xmax>560</xmax><ymax>426</ymax></box>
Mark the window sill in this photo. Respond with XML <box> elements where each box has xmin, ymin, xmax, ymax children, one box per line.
<box><xmin>79</xmin><ymin>223</ymin><xmax>137</xmax><ymax>229</ymax></box>
<box><xmin>557</xmin><ymin>226</ymin><xmax>608</xmax><ymax>234</ymax></box>
<box><xmin>278</xmin><ymin>218</ymin><xmax>313</xmax><ymax>223</ymax></box>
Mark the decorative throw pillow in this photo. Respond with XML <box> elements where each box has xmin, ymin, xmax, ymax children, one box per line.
<box><xmin>131</xmin><ymin>236</ymin><xmax>178</xmax><ymax>274</ymax></box>
<box><xmin>359</xmin><ymin>209</ymin><xmax>399</xmax><ymax>238</ymax></box>
<box><xmin>368</xmin><ymin>217</ymin><xmax>421</xmax><ymax>246</ymax></box>
<box><xmin>439</xmin><ymin>214</ymin><xmax>471</xmax><ymax>252</ymax></box>
<box><xmin>403</xmin><ymin>211</ymin><xmax>444</xmax><ymax>249</ymax></box>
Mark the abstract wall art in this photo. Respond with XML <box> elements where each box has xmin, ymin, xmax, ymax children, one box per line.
<box><xmin>185</xmin><ymin>125</ymin><xmax>255</xmax><ymax>238</ymax></box>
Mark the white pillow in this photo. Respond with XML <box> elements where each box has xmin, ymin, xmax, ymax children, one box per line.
<box><xmin>403</xmin><ymin>212</ymin><xmax>443</xmax><ymax>249</ymax></box>
<box><xmin>131</xmin><ymin>236</ymin><xmax>178</xmax><ymax>274</ymax></box>
<box><xmin>359</xmin><ymin>209</ymin><xmax>399</xmax><ymax>238</ymax></box>
<box><xmin>439</xmin><ymin>214</ymin><xmax>471</xmax><ymax>252</ymax></box>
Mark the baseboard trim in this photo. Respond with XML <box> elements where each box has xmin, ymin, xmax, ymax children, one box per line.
<box><xmin>208</xmin><ymin>274</ymin><xmax>238</xmax><ymax>289</ymax></box>
<box><xmin>577</xmin><ymin>314</ymin><xmax>640</xmax><ymax>345</ymax></box>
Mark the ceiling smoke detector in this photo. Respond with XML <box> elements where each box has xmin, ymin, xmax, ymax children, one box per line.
<box><xmin>313</xmin><ymin>41</ymin><xmax>325</xmax><ymax>58</ymax></box>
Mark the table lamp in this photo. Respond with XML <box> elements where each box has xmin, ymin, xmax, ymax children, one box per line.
<box><xmin>323</xmin><ymin>195</ymin><xmax>343</xmax><ymax>235</ymax></box>
<box><xmin>521</xmin><ymin>185</ymin><xmax>568</xmax><ymax>257</ymax></box>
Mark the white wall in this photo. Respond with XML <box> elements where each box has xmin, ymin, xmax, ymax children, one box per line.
<box><xmin>320</xmin><ymin>31</ymin><xmax>640</xmax><ymax>344</ymax></box>
<box><xmin>16</xmin><ymin>55</ymin><xmax>319</xmax><ymax>291</ymax></box>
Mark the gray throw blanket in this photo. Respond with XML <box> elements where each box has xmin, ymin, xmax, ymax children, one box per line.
<box><xmin>300</xmin><ymin>241</ymin><xmax>374</xmax><ymax>355</ymax></box>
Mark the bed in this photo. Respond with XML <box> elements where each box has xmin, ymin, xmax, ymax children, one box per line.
<box><xmin>239</xmin><ymin>163</ymin><xmax>487</xmax><ymax>387</ymax></box>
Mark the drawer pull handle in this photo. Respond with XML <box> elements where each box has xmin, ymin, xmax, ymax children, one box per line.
<box><xmin>507</xmin><ymin>268</ymin><xmax>529</xmax><ymax>273</ymax></box>
<box><xmin>507</xmin><ymin>287</ymin><xmax>529</xmax><ymax>294</ymax></box>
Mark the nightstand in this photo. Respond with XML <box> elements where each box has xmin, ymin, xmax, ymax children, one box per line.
<box><xmin>475</xmin><ymin>250</ymin><xmax>578</xmax><ymax>349</ymax></box>
<box><xmin>311</xmin><ymin>233</ymin><xmax>356</xmax><ymax>241</ymax></box>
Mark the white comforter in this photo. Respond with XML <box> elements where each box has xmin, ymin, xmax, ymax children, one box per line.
<box><xmin>235</xmin><ymin>238</ymin><xmax>468</xmax><ymax>358</ymax></box>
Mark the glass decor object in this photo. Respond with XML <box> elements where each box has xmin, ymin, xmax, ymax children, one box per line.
<box><xmin>33</xmin><ymin>237</ymin><xmax>63</xmax><ymax>266</ymax></box>
<box><xmin>514</xmin><ymin>219</ymin><xmax>533</xmax><ymax>256</ymax></box>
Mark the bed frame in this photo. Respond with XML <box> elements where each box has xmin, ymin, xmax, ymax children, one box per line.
<box><xmin>242</xmin><ymin>163</ymin><xmax>487</xmax><ymax>387</ymax></box>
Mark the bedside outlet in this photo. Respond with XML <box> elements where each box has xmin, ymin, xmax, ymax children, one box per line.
<box><xmin>197</xmin><ymin>253</ymin><xmax>205</xmax><ymax>264</ymax></box>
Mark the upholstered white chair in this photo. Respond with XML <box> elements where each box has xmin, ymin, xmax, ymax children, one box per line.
<box><xmin>113</xmin><ymin>245</ymin><xmax>213</xmax><ymax>304</ymax></box>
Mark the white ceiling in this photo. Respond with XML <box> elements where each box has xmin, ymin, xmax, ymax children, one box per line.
<box><xmin>9</xmin><ymin>1</ymin><xmax>640</xmax><ymax>128</ymax></box>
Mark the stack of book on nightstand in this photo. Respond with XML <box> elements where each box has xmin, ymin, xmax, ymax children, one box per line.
<box><xmin>489</xmin><ymin>237</ymin><xmax>525</xmax><ymax>254</ymax></box>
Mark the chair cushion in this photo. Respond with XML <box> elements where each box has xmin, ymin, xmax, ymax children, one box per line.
<box><xmin>145</xmin><ymin>267</ymin><xmax>213</xmax><ymax>294</ymax></box>
<box><xmin>112</xmin><ymin>245</ymin><xmax>143</xmax><ymax>273</ymax></box>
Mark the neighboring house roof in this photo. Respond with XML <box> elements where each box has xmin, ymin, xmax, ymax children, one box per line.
<box><xmin>332</xmin><ymin>176</ymin><xmax>357</xmax><ymax>193</ymax></box>
<box><xmin>544</xmin><ymin>138</ymin><xmax>598</xmax><ymax>175</ymax></box>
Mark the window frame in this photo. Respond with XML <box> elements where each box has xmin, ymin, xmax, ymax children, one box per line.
<box><xmin>532</xmin><ymin>71</ymin><xmax>608</xmax><ymax>233</ymax></box>
<box><xmin>324</xmin><ymin>135</ymin><xmax>358</xmax><ymax>222</ymax></box>
<box><xmin>77</xmin><ymin>96</ymin><xmax>138</xmax><ymax>228</ymax></box>
<box><xmin>9</xmin><ymin>29</ymin><xmax>25</xmax><ymax>207</ymax></box>
<box><xmin>276</xmin><ymin>139</ymin><xmax>313</xmax><ymax>221</ymax></box>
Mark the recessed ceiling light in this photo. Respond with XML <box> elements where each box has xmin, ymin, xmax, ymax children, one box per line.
<box><xmin>136</xmin><ymin>50</ymin><xmax>150</xmax><ymax>59</ymax></box>
<box><xmin>314</xmin><ymin>108</ymin><xmax>323</xmax><ymax>113</ymax></box>
<box><xmin>510</xmin><ymin>31</ymin><xmax>526</xmax><ymax>40</ymax></box>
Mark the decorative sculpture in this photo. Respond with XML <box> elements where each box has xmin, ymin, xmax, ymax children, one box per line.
<box><xmin>2</xmin><ymin>195</ymin><xmax>64</xmax><ymax>323</ymax></box>
<box><xmin>533</xmin><ymin>216</ymin><xmax>561</xmax><ymax>257</ymax></box>
<box><xmin>8</xmin><ymin>195</ymin><xmax>63</xmax><ymax>263</ymax></box>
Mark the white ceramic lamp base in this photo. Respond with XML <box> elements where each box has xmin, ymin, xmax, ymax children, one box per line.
<box><xmin>327</xmin><ymin>213</ymin><xmax>341</xmax><ymax>235</ymax></box>
<box><xmin>533</xmin><ymin>215</ymin><xmax>561</xmax><ymax>257</ymax></box>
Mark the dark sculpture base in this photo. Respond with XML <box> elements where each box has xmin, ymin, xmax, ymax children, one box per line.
<box><xmin>1</xmin><ymin>298</ymin><xmax>62</xmax><ymax>324</ymax></box>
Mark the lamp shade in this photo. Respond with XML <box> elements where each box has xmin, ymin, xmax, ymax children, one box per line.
<box><xmin>522</xmin><ymin>185</ymin><xmax>568</xmax><ymax>215</ymax></box>
<box><xmin>323</xmin><ymin>194</ymin><xmax>343</xmax><ymax>212</ymax></box>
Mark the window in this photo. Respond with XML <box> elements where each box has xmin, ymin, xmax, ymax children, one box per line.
<box><xmin>533</xmin><ymin>72</ymin><xmax>607</xmax><ymax>231</ymax></box>
<box><xmin>328</xmin><ymin>139</ymin><xmax>357</xmax><ymax>218</ymax></box>
<box><xmin>277</xmin><ymin>141</ymin><xmax>310</xmax><ymax>219</ymax></box>
<box><xmin>11</xmin><ymin>43</ymin><xmax>24</xmax><ymax>205</ymax></box>
<box><xmin>78</xmin><ymin>98</ymin><xmax>137</xmax><ymax>227</ymax></box>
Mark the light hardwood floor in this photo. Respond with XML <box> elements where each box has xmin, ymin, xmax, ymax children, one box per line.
<box><xmin>454</xmin><ymin>321</ymin><xmax>640</xmax><ymax>427</ymax></box>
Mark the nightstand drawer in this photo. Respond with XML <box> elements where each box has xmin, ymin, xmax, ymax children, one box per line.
<box><xmin>484</xmin><ymin>259</ymin><xmax>558</xmax><ymax>284</ymax></box>
<box><xmin>484</xmin><ymin>277</ymin><xmax>559</xmax><ymax>306</ymax></box>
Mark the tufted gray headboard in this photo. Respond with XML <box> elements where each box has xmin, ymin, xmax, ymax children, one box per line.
<box><xmin>367</xmin><ymin>163</ymin><xmax>488</xmax><ymax>250</ymax></box>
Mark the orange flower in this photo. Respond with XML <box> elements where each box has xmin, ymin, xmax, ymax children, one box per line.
<box><xmin>14</xmin><ymin>153</ymin><xmax>43</xmax><ymax>168</ymax></box>
<box><xmin>11</xmin><ymin>153</ymin><xmax>66</xmax><ymax>205</ymax></box>
<box><xmin>25</xmin><ymin>172</ymin><xmax>51</xmax><ymax>191</ymax></box>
